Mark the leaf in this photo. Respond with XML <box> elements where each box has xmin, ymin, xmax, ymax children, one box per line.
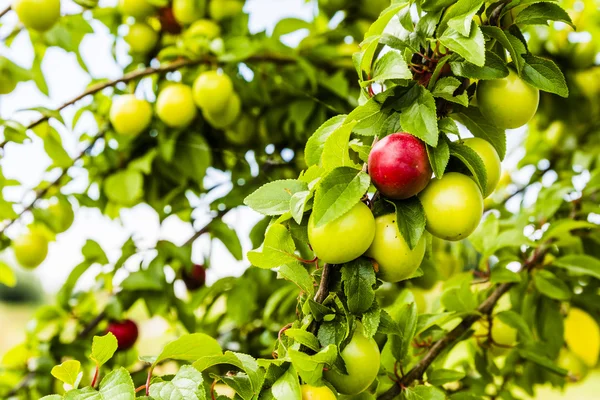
<box><xmin>65</xmin><ymin>367</ymin><xmax>135</xmax><ymax>400</ymax></box>
<box><xmin>368</xmin><ymin>50</ymin><xmax>412</xmax><ymax>83</ymax></box>
<box><xmin>271</xmin><ymin>365</ymin><xmax>301</xmax><ymax>400</ymax></box>
<box><xmin>365</xmin><ymin>2</ymin><xmax>410</xmax><ymax>37</ymax></box>
<box><xmin>209</xmin><ymin>219</ymin><xmax>243</xmax><ymax>260</ymax></box>
<box><xmin>244</xmin><ymin>180</ymin><xmax>309</xmax><ymax>216</ymax></box>
<box><xmin>386</xmin><ymin>198</ymin><xmax>427</xmax><ymax>250</ymax></box>
<box><xmin>427</xmin><ymin>136</ymin><xmax>450</xmax><ymax>178</ymax></box>
<box><xmin>272</xmin><ymin>18</ymin><xmax>312</xmax><ymax>38</ymax></box>
<box><xmin>490</xmin><ymin>267</ymin><xmax>522</xmax><ymax>284</ymax></box>
<box><xmin>248</xmin><ymin>224</ymin><xmax>298</xmax><ymax>269</ymax></box>
<box><xmin>450</xmin><ymin>51</ymin><xmax>510</xmax><ymax>80</ymax></box>
<box><xmin>514</xmin><ymin>3</ymin><xmax>575</xmax><ymax>29</ymax></box>
<box><xmin>193</xmin><ymin>352</ymin><xmax>263</xmax><ymax>395</ymax></box>
<box><xmin>290</xmin><ymin>190</ymin><xmax>312</xmax><ymax>224</ymax></box>
<box><xmin>305</xmin><ymin>116</ymin><xmax>347</xmax><ymax>167</ymax></box>
<box><xmin>438</xmin><ymin>117</ymin><xmax>460</xmax><ymax>136</ymax></box>
<box><xmin>496</xmin><ymin>310</ymin><xmax>533</xmax><ymax>343</ymax></box>
<box><xmin>279</xmin><ymin>262</ymin><xmax>314</xmax><ymax>295</ymax></box>
<box><xmin>553</xmin><ymin>255</ymin><xmax>600</xmax><ymax>280</ymax></box>
<box><xmin>312</xmin><ymin>167</ymin><xmax>370</xmax><ymax>228</ymax></box>
<box><xmin>391</xmin><ymin>302</ymin><xmax>418</xmax><ymax>361</ymax></box>
<box><xmin>104</xmin><ymin>169</ymin><xmax>144</xmax><ymax>207</ymax></box>
<box><xmin>0</xmin><ymin>262</ymin><xmax>16</xmax><ymax>287</ymax></box>
<box><xmin>403</xmin><ymin>385</ymin><xmax>446</xmax><ymax>400</ymax></box>
<box><xmin>150</xmin><ymin>365</ymin><xmax>205</xmax><ymax>400</ymax></box>
<box><xmin>452</xmin><ymin>107</ymin><xmax>506</xmax><ymax>159</ymax></box>
<box><xmin>534</xmin><ymin>270</ymin><xmax>572</xmax><ymax>300</ymax></box>
<box><xmin>154</xmin><ymin>333</ymin><xmax>222</xmax><ymax>366</ymax></box>
<box><xmin>449</xmin><ymin>141</ymin><xmax>487</xmax><ymax>194</ymax></box>
<box><xmin>518</xmin><ymin>349</ymin><xmax>568</xmax><ymax>376</ymax></box>
<box><xmin>521</xmin><ymin>54</ymin><xmax>569</xmax><ymax>98</ymax></box>
<box><xmin>285</xmin><ymin>329</ymin><xmax>320</xmax><ymax>352</ymax></box>
<box><xmin>440</xmin><ymin>22</ymin><xmax>485</xmax><ymax>67</ymax></box>
<box><xmin>90</xmin><ymin>333</ymin><xmax>118</xmax><ymax>367</ymax></box>
<box><xmin>322</xmin><ymin>121</ymin><xmax>360</xmax><ymax>170</ymax></box>
<box><xmin>341</xmin><ymin>258</ymin><xmax>377</xmax><ymax>314</ymax></box>
<box><xmin>440</xmin><ymin>0</ymin><xmax>485</xmax><ymax>36</ymax></box>
<box><xmin>51</xmin><ymin>360</ymin><xmax>82</xmax><ymax>387</ymax></box>
<box><xmin>289</xmin><ymin>345</ymin><xmax>337</xmax><ymax>385</ymax></box>
<box><xmin>428</xmin><ymin>369</ymin><xmax>466</xmax><ymax>386</ymax></box>
<box><xmin>398</xmin><ymin>86</ymin><xmax>439</xmax><ymax>147</ymax></box>
<box><xmin>480</xmin><ymin>26</ymin><xmax>526</xmax><ymax>72</ymax></box>
<box><xmin>432</xmin><ymin>77</ymin><xmax>468</xmax><ymax>106</ymax></box>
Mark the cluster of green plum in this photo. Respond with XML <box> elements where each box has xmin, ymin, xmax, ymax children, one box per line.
<box><xmin>109</xmin><ymin>69</ymin><xmax>241</xmax><ymax>135</ymax></box>
<box><xmin>308</xmin><ymin>70</ymin><xmax>540</xmax><ymax>284</ymax></box>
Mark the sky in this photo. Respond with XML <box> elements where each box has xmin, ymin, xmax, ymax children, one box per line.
<box><xmin>0</xmin><ymin>0</ymin><xmax>530</xmax><ymax>296</ymax></box>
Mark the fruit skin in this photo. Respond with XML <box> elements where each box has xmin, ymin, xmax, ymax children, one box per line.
<box><xmin>564</xmin><ymin>308</ymin><xmax>600</xmax><ymax>368</ymax></box>
<box><xmin>569</xmin><ymin>40</ymin><xmax>598</xmax><ymax>69</ymax></box>
<box><xmin>558</xmin><ymin>348</ymin><xmax>589</xmax><ymax>381</ymax></box>
<box><xmin>203</xmin><ymin>93</ymin><xmax>241</xmax><ymax>129</ymax></box>
<box><xmin>324</xmin><ymin>324</ymin><xmax>381</xmax><ymax>395</ymax></box>
<box><xmin>209</xmin><ymin>0</ymin><xmax>244</xmax><ymax>21</ymax></box>
<box><xmin>107</xmin><ymin>320</ymin><xmax>139</xmax><ymax>350</ymax></box>
<box><xmin>368</xmin><ymin>133</ymin><xmax>432</xmax><ymax>199</ymax></box>
<box><xmin>187</xmin><ymin>19</ymin><xmax>221</xmax><ymax>39</ymax></box>
<box><xmin>193</xmin><ymin>71</ymin><xmax>234</xmax><ymax>114</ymax></box>
<box><xmin>461</xmin><ymin>138</ymin><xmax>501</xmax><ymax>198</ymax></box>
<box><xmin>224</xmin><ymin>114</ymin><xmax>255</xmax><ymax>146</ymax></box>
<box><xmin>119</xmin><ymin>0</ymin><xmax>155</xmax><ymax>19</ymax></box>
<box><xmin>13</xmin><ymin>229</ymin><xmax>49</xmax><ymax>269</ymax></box>
<box><xmin>418</xmin><ymin>172</ymin><xmax>483</xmax><ymax>241</ymax></box>
<box><xmin>125</xmin><ymin>22</ymin><xmax>158</xmax><ymax>54</ymax></box>
<box><xmin>365</xmin><ymin>214</ymin><xmax>426</xmax><ymax>283</ymax></box>
<box><xmin>109</xmin><ymin>95</ymin><xmax>153</xmax><ymax>136</ymax></box>
<box><xmin>308</xmin><ymin>202</ymin><xmax>376</xmax><ymax>265</ymax></box>
<box><xmin>214</xmin><ymin>383</ymin><xmax>236</xmax><ymax>398</ymax></box>
<box><xmin>0</xmin><ymin>73</ymin><xmax>17</xmax><ymax>94</ymax></box>
<box><xmin>156</xmin><ymin>84</ymin><xmax>197</xmax><ymax>128</ymax></box>
<box><xmin>491</xmin><ymin>319</ymin><xmax>517</xmax><ymax>347</ymax></box>
<box><xmin>13</xmin><ymin>0</ymin><xmax>60</xmax><ymax>32</ymax></box>
<box><xmin>301</xmin><ymin>384</ymin><xmax>337</xmax><ymax>400</ymax></box>
<box><xmin>476</xmin><ymin>69</ymin><xmax>539</xmax><ymax>129</ymax></box>
<box><xmin>340</xmin><ymin>392</ymin><xmax>375</xmax><ymax>400</ymax></box>
<box><xmin>172</xmin><ymin>0</ymin><xmax>204</xmax><ymax>26</ymax></box>
<box><xmin>182</xmin><ymin>264</ymin><xmax>206</xmax><ymax>291</ymax></box>
<box><xmin>48</xmin><ymin>201</ymin><xmax>75</xmax><ymax>233</ymax></box>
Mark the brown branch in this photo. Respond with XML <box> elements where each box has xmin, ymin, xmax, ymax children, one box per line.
<box><xmin>0</xmin><ymin>129</ymin><xmax>106</xmax><ymax>237</ymax></box>
<box><xmin>314</xmin><ymin>263</ymin><xmax>332</xmax><ymax>304</ymax></box>
<box><xmin>183</xmin><ymin>208</ymin><xmax>230</xmax><ymax>246</ymax></box>
<box><xmin>0</xmin><ymin>5</ymin><xmax>11</xmax><ymax>18</ymax></box>
<box><xmin>78</xmin><ymin>310</ymin><xmax>108</xmax><ymax>339</ymax></box>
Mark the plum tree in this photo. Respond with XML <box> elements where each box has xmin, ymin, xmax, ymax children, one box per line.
<box><xmin>193</xmin><ymin>71</ymin><xmax>234</xmax><ymax>114</ymax></box>
<box><xmin>462</xmin><ymin>138</ymin><xmax>501</xmax><ymax>197</ymax></box>
<box><xmin>156</xmin><ymin>83</ymin><xmax>197</xmax><ymax>128</ymax></box>
<box><xmin>307</xmin><ymin>202</ymin><xmax>375</xmax><ymax>264</ymax></box>
<box><xmin>13</xmin><ymin>229</ymin><xmax>49</xmax><ymax>269</ymax></box>
<box><xmin>13</xmin><ymin>0</ymin><xmax>60</xmax><ymax>31</ymax></box>
<box><xmin>125</xmin><ymin>22</ymin><xmax>158</xmax><ymax>55</ymax></box>
<box><xmin>324</xmin><ymin>323</ymin><xmax>381</xmax><ymax>395</ymax></box>
<box><xmin>366</xmin><ymin>214</ymin><xmax>426</xmax><ymax>282</ymax></box>
<box><xmin>109</xmin><ymin>95</ymin><xmax>153</xmax><ymax>136</ymax></box>
<box><xmin>419</xmin><ymin>172</ymin><xmax>483</xmax><ymax>241</ymax></box>
<box><xmin>119</xmin><ymin>0</ymin><xmax>155</xmax><ymax>19</ymax></box>
<box><xmin>300</xmin><ymin>384</ymin><xmax>337</xmax><ymax>400</ymax></box>
<box><xmin>476</xmin><ymin>69</ymin><xmax>539</xmax><ymax>129</ymax></box>
<box><xmin>107</xmin><ymin>320</ymin><xmax>139</xmax><ymax>350</ymax></box>
<box><xmin>368</xmin><ymin>133</ymin><xmax>432</xmax><ymax>199</ymax></box>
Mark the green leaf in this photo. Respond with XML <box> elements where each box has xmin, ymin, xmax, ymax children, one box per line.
<box><xmin>209</xmin><ymin>219</ymin><xmax>243</xmax><ymax>260</ymax></box>
<box><xmin>341</xmin><ymin>258</ymin><xmax>377</xmax><ymax>314</ymax></box>
<box><xmin>365</xmin><ymin>2</ymin><xmax>410</xmax><ymax>37</ymax></box>
<box><xmin>104</xmin><ymin>169</ymin><xmax>144</xmax><ymax>207</ymax></box>
<box><xmin>398</xmin><ymin>86</ymin><xmax>439</xmax><ymax>147</ymax></box>
<box><xmin>427</xmin><ymin>136</ymin><xmax>450</xmax><ymax>179</ymax></box>
<box><xmin>449</xmin><ymin>141</ymin><xmax>487</xmax><ymax>195</ymax></box>
<box><xmin>244</xmin><ymin>180</ymin><xmax>309</xmax><ymax>216</ymax></box>
<box><xmin>428</xmin><ymin>369</ymin><xmax>466</xmax><ymax>386</ymax></box>
<box><xmin>441</xmin><ymin>278</ymin><xmax>477</xmax><ymax>312</ymax></box>
<box><xmin>90</xmin><ymin>333</ymin><xmax>118</xmax><ymax>367</ymax></box>
<box><xmin>279</xmin><ymin>261</ymin><xmax>315</xmax><ymax>295</ymax></box>
<box><xmin>534</xmin><ymin>270</ymin><xmax>572</xmax><ymax>300</ymax></box>
<box><xmin>440</xmin><ymin>22</ymin><xmax>485</xmax><ymax>67</ymax></box>
<box><xmin>272</xmin><ymin>18</ymin><xmax>312</xmax><ymax>38</ymax></box>
<box><xmin>51</xmin><ymin>360</ymin><xmax>81</xmax><ymax>387</ymax></box>
<box><xmin>391</xmin><ymin>302</ymin><xmax>418</xmax><ymax>361</ymax></box>
<box><xmin>403</xmin><ymin>385</ymin><xmax>446</xmax><ymax>400</ymax></box>
<box><xmin>521</xmin><ymin>54</ymin><xmax>569</xmax><ymax>98</ymax></box>
<box><xmin>452</xmin><ymin>107</ymin><xmax>507</xmax><ymax>159</ymax></box>
<box><xmin>322</xmin><ymin>121</ymin><xmax>360</xmax><ymax>170</ymax></box>
<box><xmin>290</xmin><ymin>190</ymin><xmax>312</xmax><ymax>225</ymax></box>
<box><xmin>367</xmin><ymin>50</ymin><xmax>412</xmax><ymax>83</ymax></box>
<box><xmin>439</xmin><ymin>0</ymin><xmax>485</xmax><ymax>36</ymax></box>
<box><xmin>305</xmin><ymin>115</ymin><xmax>346</xmax><ymax>167</ymax></box>
<box><xmin>248</xmin><ymin>224</ymin><xmax>298</xmax><ymax>269</ymax></box>
<box><xmin>150</xmin><ymin>365</ymin><xmax>205</xmax><ymax>400</ymax></box>
<box><xmin>386</xmin><ymin>197</ymin><xmax>427</xmax><ymax>250</ymax></box>
<box><xmin>285</xmin><ymin>329</ymin><xmax>321</xmax><ymax>352</ymax></box>
<box><xmin>154</xmin><ymin>333</ymin><xmax>222</xmax><ymax>366</ymax></box>
<box><xmin>490</xmin><ymin>267</ymin><xmax>522</xmax><ymax>284</ymax></box>
<box><xmin>312</xmin><ymin>167</ymin><xmax>370</xmax><ymax>228</ymax></box>
<box><xmin>438</xmin><ymin>117</ymin><xmax>460</xmax><ymax>136</ymax></box>
<box><xmin>193</xmin><ymin>351</ymin><xmax>263</xmax><ymax>395</ymax></box>
<box><xmin>480</xmin><ymin>26</ymin><xmax>526</xmax><ymax>72</ymax></box>
<box><xmin>0</xmin><ymin>262</ymin><xmax>16</xmax><ymax>287</ymax></box>
<box><xmin>432</xmin><ymin>77</ymin><xmax>469</xmax><ymax>106</ymax></box>
<box><xmin>514</xmin><ymin>3</ymin><xmax>575</xmax><ymax>29</ymax></box>
<box><xmin>450</xmin><ymin>51</ymin><xmax>510</xmax><ymax>80</ymax></box>
<box><xmin>496</xmin><ymin>310</ymin><xmax>533</xmax><ymax>343</ymax></box>
<box><xmin>553</xmin><ymin>254</ymin><xmax>600</xmax><ymax>280</ymax></box>
<box><xmin>271</xmin><ymin>365</ymin><xmax>301</xmax><ymax>400</ymax></box>
<box><xmin>289</xmin><ymin>345</ymin><xmax>337</xmax><ymax>385</ymax></box>
<box><xmin>518</xmin><ymin>349</ymin><xmax>568</xmax><ymax>376</ymax></box>
<box><xmin>65</xmin><ymin>367</ymin><xmax>135</xmax><ymax>400</ymax></box>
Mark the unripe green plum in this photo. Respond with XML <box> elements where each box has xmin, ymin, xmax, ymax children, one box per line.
<box><xmin>366</xmin><ymin>214</ymin><xmax>426</xmax><ymax>282</ymax></box>
<box><xmin>308</xmin><ymin>202</ymin><xmax>375</xmax><ymax>265</ymax></box>
<box><xmin>489</xmin><ymin>318</ymin><xmax>517</xmax><ymax>355</ymax></box>
<box><xmin>156</xmin><ymin>83</ymin><xmax>197</xmax><ymax>128</ymax></box>
<box><xmin>419</xmin><ymin>172</ymin><xmax>483</xmax><ymax>241</ymax></box>
<box><xmin>125</xmin><ymin>22</ymin><xmax>158</xmax><ymax>54</ymax></box>
<box><xmin>193</xmin><ymin>70</ymin><xmax>234</xmax><ymax>114</ymax></box>
<box><xmin>14</xmin><ymin>0</ymin><xmax>60</xmax><ymax>31</ymax></box>
<box><xmin>203</xmin><ymin>93</ymin><xmax>241</xmax><ymax>129</ymax></box>
<box><xmin>0</xmin><ymin>70</ymin><xmax>17</xmax><ymax>95</ymax></box>
<box><xmin>48</xmin><ymin>201</ymin><xmax>74</xmax><ymax>233</ymax></box>
<box><xmin>119</xmin><ymin>0</ymin><xmax>155</xmax><ymax>19</ymax></box>
<box><xmin>564</xmin><ymin>308</ymin><xmax>600</xmax><ymax>368</ymax></box>
<box><xmin>301</xmin><ymin>384</ymin><xmax>337</xmax><ymax>400</ymax></box>
<box><xmin>224</xmin><ymin>114</ymin><xmax>255</xmax><ymax>145</ymax></box>
<box><xmin>544</xmin><ymin>121</ymin><xmax>566</xmax><ymax>146</ymax></box>
<box><xmin>13</xmin><ymin>229</ymin><xmax>49</xmax><ymax>269</ymax></box>
<box><xmin>172</xmin><ymin>0</ymin><xmax>203</xmax><ymax>25</ymax></box>
<box><xmin>340</xmin><ymin>392</ymin><xmax>375</xmax><ymax>400</ymax></box>
<box><xmin>570</xmin><ymin>40</ymin><xmax>598</xmax><ymax>69</ymax></box>
<box><xmin>557</xmin><ymin>348</ymin><xmax>588</xmax><ymax>381</ymax></box>
<box><xmin>109</xmin><ymin>95</ymin><xmax>153</xmax><ymax>136</ymax></box>
<box><xmin>324</xmin><ymin>324</ymin><xmax>380</xmax><ymax>395</ymax></box>
<box><xmin>476</xmin><ymin>69</ymin><xmax>539</xmax><ymax>129</ymax></box>
<box><xmin>462</xmin><ymin>138</ymin><xmax>501</xmax><ymax>198</ymax></box>
<box><xmin>209</xmin><ymin>0</ymin><xmax>244</xmax><ymax>21</ymax></box>
<box><xmin>187</xmin><ymin>19</ymin><xmax>221</xmax><ymax>39</ymax></box>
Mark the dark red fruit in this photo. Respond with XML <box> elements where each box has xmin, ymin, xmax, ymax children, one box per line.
<box><xmin>159</xmin><ymin>7</ymin><xmax>181</xmax><ymax>34</ymax></box>
<box><xmin>107</xmin><ymin>320</ymin><xmax>139</xmax><ymax>350</ymax></box>
<box><xmin>182</xmin><ymin>264</ymin><xmax>206</xmax><ymax>291</ymax></box>
<box><xmin>368</xmin><ymin>133</ymin><xmax>432</xmax><ymax>199</ymax></box>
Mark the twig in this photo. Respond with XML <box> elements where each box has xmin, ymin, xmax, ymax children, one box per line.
<box><xmin>314</xmin><ymin>263</ymin><xmax>332</xmax><ymax>304</ymax></box>
<box><xmin>0</xmin><ymin>5</ymin><xmax>11</xmax><ymax>18</ymax></box>
<box><xmin>183</xmin><ymin>209</ymin><xmax>230</xmax><ymax>246</ymax></box>
<box><xmin>78</xmin><ymin>310</ymin><xmax>108</xmax><ymax>339</ymax></box>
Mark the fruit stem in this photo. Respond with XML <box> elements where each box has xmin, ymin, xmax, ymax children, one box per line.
<box><xmin>91</xmin><ymin>365</ymin><xmax>99</xmax><ymax>388</ymax></box>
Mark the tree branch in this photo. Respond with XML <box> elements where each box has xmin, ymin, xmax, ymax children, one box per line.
<box><xmin>0</xmin><ymin>5</ymin><xmax>11</xmax><ymax>18</ymax></box>
<box><xmin>78</xmin><ymin>310</ymin><xmax>108</xmax><ymax>339</ymax></box>
<box><xmin>314</xmin><ymin>263</ymin><xmax>332</xmax><ymax>304</ymax></box>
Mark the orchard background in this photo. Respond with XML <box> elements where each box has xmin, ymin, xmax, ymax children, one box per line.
<box><xmin>0</xmin><ymin>0</ymin><xmax>599</xmax><ymax>399</ymax></box>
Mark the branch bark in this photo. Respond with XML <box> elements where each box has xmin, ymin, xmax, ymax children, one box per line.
<box><xmin>314</xmin><ymin>263</ymin><xmax>332</xmax><ymax>304</ymax></box>
<box><xmin>0</xmin><ymin>5</ymin><xmax>11</xmax><ymax>18</ymax></box>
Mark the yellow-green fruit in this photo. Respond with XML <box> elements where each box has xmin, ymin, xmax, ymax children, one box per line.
<box><xmin>419</xmin><ymin>172</ymin><xmax>484</xmax><ymax>241</ymax></box>
<box><xmin>340</xmin><ymin>392</ymin><xmax>375</xmax><ymax>400</ymax></box>
<box><xmin>308</xmin><ymin>202</ymin><xmax>375</xmax><ymax>265</ymax></box>
<box><xmin>193</xmin><ymin>70</ymin><xmax>234</xmax><ymax>114</ymax></box>
<box><xmin>173</xmin><ymin>0</ymin><xmax>203</xmax><ymax>25</ymax></box>
<box><xmin>476</xmin><ymin>69</ymin><xmax>539</xmax><ymax>129</ymax></box>
<box><xmin>544</xmin><ymin>121</ymin><xmax>566</xmax><ymax>146</ymax></box>
<box><xmin>13</xmin><ymin>230</ymin><xmax>49</xmax><ymax>269</ymax></box>
<box><xmin>0</xmin><ymin>71</ymin><xmax>17</xmax><ymax>95</ymax></box>
<box><xmin>209</xmin><ymin>0</ymin><xmax>244</xmax><ymax>21</ymax></box>
<box><xmin>366</xmin><ymin>214</ymin><xmax>426</xmax><ymax>283</ymax></box>
<box><xmin>213</xmin><ymin>383</ymin><xmax>236</xmax><ymax>398</ymax></box>
<box><xmin>301</xmin><ymin>384</ymin><xmax>337</xmax><ymax>400</ymax></box>
<box><xmin>564</xmin><ymin>308</ymin><xmax>600</xmax><ymax>367</ymax></box>
<box><xmin>109</xmin><ymin>95</ymin><xmax>153</xmax><ymax>136</ymax></box>
<box><xmin>14</xmin><ymin>0</ymin><xmax>60</xmax><ymax>31</ymax></box>
<box><xmin>324</xmin><ymin>324</ymin><xmax>381</xmax><ymax>395</ymax></box>
<box><xmin>48</xmin><ymin>201</ymin><xmax>74</xmax><ymax>233</ymax></box>
<box><xmin>570</xmin><ymin>40</ymin><xmax>598</xmax><ymax>69</ymax></box>
<box><xmin>462</xmin><ymin>138</ymin><xmax>501</xmax><ymax>198</ymax></box>
<box><xmin>490</xmin><ymin>319</ymin><xmax>517</xmax><ymax>355</ymax></box>
<box><xmin>203</xmin><ymin>93</ymin><xmax>241</xmax><ymax>129</ymax></box>
<box><xmin>187</xmin><ymin>19</ymin><xmax>220</xmax><ymax>39</ymax></box>
<box><xmin>224</xmin><ymin>114</ymin><xmax>255</xmax><ymax>145</ymax></box>
<box><xmin>558</xmin><ymin>348</ymin><xmax>588</xmax><ymax>381</ymax></box>
<box><xmin>156</xmin><ymin>84</ymin><xmax>197</xmax><ymax>128</ymax></box>
<box><xmin>119</xmin><ymin>0</ymin><xmax>155</xmax><ymax>19</ymax></box>
<box><xmin>125</xmin><ymin>22</ymin><xmax>158</xmax><ymax>54</ymax></box>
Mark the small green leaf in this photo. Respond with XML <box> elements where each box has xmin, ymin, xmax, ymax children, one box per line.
<box><xmin>248</xmin><ymin>224</ymin><xmax>298</xmax><ymax>269</ymax></box>
<box><xmin>104</xmin><ymin>169</ymin><xmax>144</xmax><ymax>207</ymax></box>
<box><xmin>285</xmin><ymin>329</ymin><xmax>321</xmax><ymax>352</ymax></box>
<box><xmin>514</xmin><ymin>3</ymin><xmax>575</xmax><ymax>29</ymax></box>
<box><xmin>367</xmin><ymin>50</ymin><xmax>412</xmax><ymax>83</ymax></box>
<box><xmin>450</xmin><ymin>51</ymin><xmax>510</xmax><ymax>80</ymax></box>
<box><xmin>521</xmin><ymin>54</ymin><xmax>569</xmax><ymax>98</ymax></box>
<box><xmin>150</xmin><ymin>365</ymin><xmax>206</xmax><ymax>400</ymax></box>
<box><xmin>271</xmin><ymin>365</ymin><xmax>301</xmax><ymax>400</ymax></box>
<box><xmin>428</xmin><ymin>369</ymin><xmax>466</xmax><ymax>386</ymax></box>
<box><xmin>209</xmin><ymin>219</ymin><xmax>243</xmax><ymax>260</ymax></box>
<box><xmin>90</xmin><ymin>333</ymin><xmax>118</xmax><ymax>367</ymax></box>
<box><xmin>322</xmin><ymin>121</ymin><xmax>360</xmax><ymax>170</ymax></box>
<box><xmin>534</xmin><ymin>270</ymin><xmax>572</xmax><ymax>300</ymax></box>
<box><xmin>427</xmin><ymin>136</ymin><xmax>450</xmax><ymax>179</ymax></box>
<box><xmin>398</xmin><ymin>86</ymin><xmax>439</xmax><ymax>147</ymax></box>
<box><xmin>341</xmin><ymin>258</ymin><xmax>377</xmax><ymax>314</ymax></box>
<box><xmin>432</xmin><ymin>77</ymin><xmax>469</xmax><ymax>106</ymax></box>
<box><xmin>51</xmin><ymin>360</ymin><xmax>81</xmax><ymax>387</ymax></box>
<box><xmin>519</xmin><ymin>349</ymin><xmax>568</xmax><ymax>376</ymax></box>
<box><xmin>154</xmin><ymin>333</ymin><xmax>222</xmax><ymax>366</ymax></box>
<box><xmin>440</xmin><ymin>22</ymin><xmax>485</xmax><ymax>67</ymax></box>
<box><xmin>553</xmin><ymin>254</ymin><xmax>600</xmax><ymax>280</ymax></box>
<box><xmin>390</xmin><ymin>302</ymin><xmax>418</xmax><ymax>362</ymax></box>
<box><xmin>449</xmin><ymin>141</ymin><xmax>488</xmax><ymax>195</ymax></box>
<box><xmin>289</xmin><ymin>345</ymin><xmax>337</xmax><ymax>386</ymax></box>
<box><xmin>244</xmin><ymin>180</ymin><xmax>309</xmax><ymax>216</ymax></box>
<box><xmin>452</xmin><ymin>107</ymin><xmax>507</xmax><ymax>159</ymax></box>
<box><xmin>0</xmin><ymin>262</ymin><xmax>16</xmax><ymax>287</ymax></box>
<box><xmin>386</xmin><ymin>197</ymin><xmax>427</xmax><ymax>250</ymax></box>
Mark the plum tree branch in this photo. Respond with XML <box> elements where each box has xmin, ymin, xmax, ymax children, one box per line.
<box><xmin>314</xmin><ymin>263</ymin><xmax>332</xmax><ymax>304</ymax></box>
<box><xmin>0</xmin><ymin>5</ymin><xmax>11</xmax><ymax>18</ymax></box>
